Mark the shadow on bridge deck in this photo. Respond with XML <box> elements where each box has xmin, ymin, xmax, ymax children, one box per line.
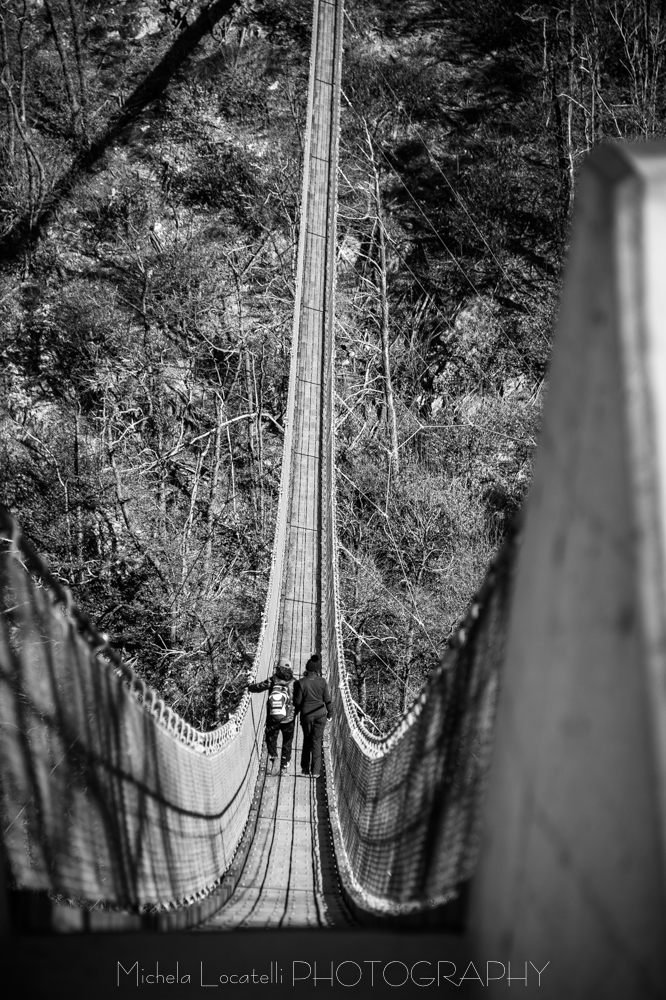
<box><xmin>201</xmin><ymin>730</ymin><xmax>350</xmax><ymax>928</ymax></box>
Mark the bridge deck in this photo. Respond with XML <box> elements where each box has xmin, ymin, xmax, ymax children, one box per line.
<box><xmin>203</xmin><ymin>733</ymin><xmax>349</xmax><ymax>928</ymax></box>
<box><xmin>202</xmin><ymin>0</ymin><xmax>344</xmax><ymax>927</ymax></box>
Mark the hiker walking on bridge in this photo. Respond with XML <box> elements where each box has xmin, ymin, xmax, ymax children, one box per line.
<box><xmin>247</xmin><ymin>658</ymin><xmax>296</xmax><ymax>774</ymax></box>
<box><xmin>294</xmin><ymin>654</ymin><xmax>331</xmax><ymax>778</ymax></box>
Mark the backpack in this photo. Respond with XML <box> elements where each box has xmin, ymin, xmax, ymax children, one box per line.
<box><xmin>268</xmin><ymin>682</ymin><xmax>290</xmax><ymax>720</ymax></box>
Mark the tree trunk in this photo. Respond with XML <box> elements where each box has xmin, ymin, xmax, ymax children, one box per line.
<box><xmin>364</xmin><ymin>122</ymin><xmax>399</xmax><ymax>478</ymax></box>
<box><xmin>0</xmin><ymin>12</ymin><xmax>15</xmax><ymax>160</ymax></box>
<box><xmin>567</xmin><ymin>0</ymin><xmax>576</xmax><ymax>214</ymax></box>
<box><xmin>66</xmin><ymin>0</ymin><xmax>87</xmax><ymax>135</ymax></box>
<box><xmin>74</xmin><ymin>406</ymin><xmax>83</xmax><ymax>571</ymax></box>
<box><xmin>401</xmin><ymin>624</ymin><xmax>414</xmax><ymax>714</ymax></box>
<box><xmin>44</xmin><ymin>0</ymin><xmax>82</xmax><ymax>134</ymax></box>
<box><xmin>376</xmin><ymin>201</ymin><xmax>400</xmax><ymax>478</ymax></box>
<box><xmin>550</xmin><ymin>49</ymin><xmax>569</xmax><ymax>221</ymax></box>
<box><xmin>205</xmin><ymin>396</ymin><xmax>224</xmax><ymax>582</ymax></box>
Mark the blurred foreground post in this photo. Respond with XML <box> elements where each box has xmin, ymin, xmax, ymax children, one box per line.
<box><xmin>468</xmin><ymin>144</ymin><xmax>666</xmax><ymax>997</ymax></box>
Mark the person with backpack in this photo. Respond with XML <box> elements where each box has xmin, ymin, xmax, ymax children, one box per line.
<box><xmin>293</xmin><ymin>653</ymin><xmax>331</xmax><ymax>778</ymax></box>
<box><xmin>247</xmin><ymin>658</ymin><xmax>296</xmax><ymax>774</ymax></box>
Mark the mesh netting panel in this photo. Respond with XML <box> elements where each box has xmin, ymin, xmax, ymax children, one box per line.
<box><xmin>0</xmin><ymin>501</ymin><xmax>285</xmax><ymax>909</ymax></box>
<box><xmin>323</xmin><ymin>461</ymin><xmax>517</xmax><ymax>912</ymax></box>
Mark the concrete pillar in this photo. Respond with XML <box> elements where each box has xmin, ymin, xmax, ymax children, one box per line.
<box><xmin>468</xmin><ymin>145</ymin><xmax>666</xmax><ymax>997</ymax></box>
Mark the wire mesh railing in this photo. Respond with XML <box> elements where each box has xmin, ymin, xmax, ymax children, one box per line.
<box><xmin>0</xmin><ymin>502</ymin><xmax>280</xmax><ymax>909</ymax></box>
<box><xmin>322</xmin><ymin>497</ymin><xmax>518</xmax><ymax>915</ymax></box>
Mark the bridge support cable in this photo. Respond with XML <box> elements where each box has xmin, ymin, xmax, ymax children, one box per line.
<box><xmin>316</xmin><ymin>17</ymin><xmax>519</xmax><ymax>918</ymax></box>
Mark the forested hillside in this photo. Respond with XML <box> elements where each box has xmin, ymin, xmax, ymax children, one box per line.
<box><xmin>1</xmin><ymin>0</ymin><xmax>663</xmax><ymax>731</ymax></box>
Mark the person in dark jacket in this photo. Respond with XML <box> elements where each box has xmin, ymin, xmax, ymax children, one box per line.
<box><xmin>247</xmin><ymin>658</ymin><xmax>296</xmax><ymax>774</ymax></box>
<box><xmin>294</xmin><ymin>653</ymin><xmax>331</xmax><ymax>778</ymax></box>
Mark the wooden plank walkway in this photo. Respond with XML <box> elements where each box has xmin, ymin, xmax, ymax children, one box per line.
<box><xmin>203</xmin><ymin>736</ymin><xmax>349</xmax><ymax>929</ymax></box>
<box><xmin>203</xmin><ymin>0</ymin><xmax>346</xmax><ymax>928</ymax></box>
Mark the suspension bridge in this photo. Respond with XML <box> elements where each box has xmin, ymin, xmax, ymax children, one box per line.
<box><xmin>0</xmin><ymin>0</ymin><xmax>502</xmax><ymax>932</ymax></box>
<box><xmin>1</xmin><ymin>1</ymin><xmax>666</xmax><ymax>996</ymax></box>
